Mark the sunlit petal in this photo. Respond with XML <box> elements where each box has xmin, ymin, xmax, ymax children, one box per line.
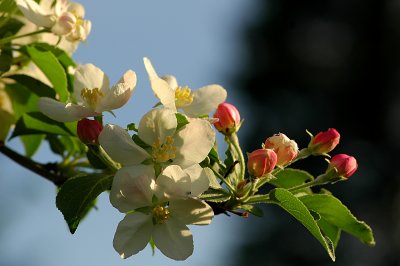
<box><xmin>155</xmin><ymin>165</ymin><xmax>191</xmax><ymax>200</ymax></box>
<box><xmin>169</xmin><ymin>198</ymin><xmax>214</xmax><ymax>225</ymax></box>
<box><xmin>153</xmin><ymin>217</ymin><xmax>193</xmax><ymax>260</ymax></box>
<box><xmin>73</xmin><ymin>64</ymin><xmax>110</xmax><ymax>103</ymax></box>
<box><xmin>99</xmin><ymin>124</ymin><xmax>150</xmax><ymax>165</ymax></box>
<box><xmin>138</xmin><ymin>108</ymin><xmax>177</xmax><ymax>145</ymax></box>
<box><xmin>182</xmin><ymin>85</ymin><xmax>227</xmax><ymax>117</ymax></box>
<box><xmin>184</xmin><ymin>164</ymin><xmax>210</xmax><ymax>197</ymax></box>
<box><xmin>113</xmin><ymin>213</ymin><xmax>153</xmax><ymax>259</ymax></box>
<box><xmin>16</xmin><ymin>0</ymin><xmax>55</xmax><ymax>28</ymax></box>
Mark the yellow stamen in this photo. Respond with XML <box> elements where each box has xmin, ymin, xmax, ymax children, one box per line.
<box><xmin>80</xmin><ymin>87</ymin><xmax>103</xmax><ymax>109</ymax></box>
<box><xmin>152</xmin><ymin>206</ymin><xmax>170</xmax><ymax>224</ymax></box>
<box><xmin>152</xmin><ymin>136</ymin><xmax>176</xmax><ymax>163</ymax></box>
<box><xmin>175</xmin><ymin>86</ymin><xmax>194</xmax><ymax>108</ymax></box>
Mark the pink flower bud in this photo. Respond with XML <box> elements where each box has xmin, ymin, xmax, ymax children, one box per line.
<box><xmin>213</xmin><ymin>102</ymin><xmax>241</xmax><ymax>135</ymax></box>
<box><xmin>264</xmin><ymin>133</ymin><xmax>298</xmax><ymax>166</ymax></box>
<box><xmin>330</xmin><ymin>154</ymin><xmax>358</xmax><ymax>178</ymax></box>
<box><xmin>309</xmin><ymin>128</ymin><xmax>340</xmax><ymax>154</ymax></box>
<box><xmin>77</xmin><ymin>118</ymin><xmax>103</xmax><ymax>145</ymax></box>
<box><xmin>247</xmin><ymin>149</ymin><xmax>277</xmax><ymax>178</ymax></box>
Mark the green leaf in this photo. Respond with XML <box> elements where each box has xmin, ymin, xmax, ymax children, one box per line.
<box><xmin>20</xmin><ymin>135</ymin><xmax>44</xmax><ymax>157</ymax></box>
<box><xmin>8</xmin><ymin>74</ymin><xmax>56</xmax><ymax>98</ymax></box>
<box><xmin>132</xmin><ymin>134</ymin><xmax>151</xmax><ymax>149</ymax></box>
<box><xmin>200</xmin><ymin>188</ymin><xmax>231</xmax><ymax>203</ymax></box>
<box><xmin>270</xmin><ymin>188</ymin><xmax>336</xmax><ymax>261</ymax></box>
<box><xmin>86</xmin><ymin>148</ymin><xmax>108</xmax><ymax>169</ymax></box>
<box><xmin>11</xmin><ymin>112</ymin><xmax>76</xmax><ymax>139</ymax></box>
<box><xmin>300</xmin><ymin>194</ymin><xmax>375</xmax><ymax>246</ymax></box>
<box><xmin>318</xmin><ymin>218</ymin><xmax>341</xmax><ymax>249</ymax></box>
<box><xmin>56</xmin><ymin>173</ymin><xmax>114</xmax><ymax>234</ymax></box>
<box><xmin>0</xmin><ymin>50</ymin><xmax>12</xmax><ymax>73</ymax></box>
<box><xmin>270</xmin><ymin>168</ymin><xmax>314</xmax><ymax>189</ymax></box>
<box><xmin>175</xmin><ymin>113</ymin><xmax>189</xmax><ymax>131</ymax></box>
<box><xmin>24</xmin><ymin>45</ymin><xmax>69</xmax><ymax>101</ymax></box>
<box><xmin>5</xmin><ymin>81</ymin><xmax>39</xmax><ymax>119</ymax></box>
<box><xmin>0</xmin><ymin>0</ymin><xmax>17</xmax><ymax>13</ymax></box>
<box><xmin>127</xmin><ymin>122</ymin><xmax>138</xmax><ymax>132</ymax></box>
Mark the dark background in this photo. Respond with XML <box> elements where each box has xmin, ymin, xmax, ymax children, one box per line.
<box><xmin>232</xmin><ymin>0</ymin><xmax>400</xmax><ymax>265</ymax></box>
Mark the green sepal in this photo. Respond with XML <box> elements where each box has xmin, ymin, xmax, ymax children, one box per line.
<box><xmin>175</xmin><ymin>113</ymin><xmax>189</xmax><ymax>131</ymax></box>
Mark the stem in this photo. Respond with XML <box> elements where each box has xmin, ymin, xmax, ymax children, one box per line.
<box><xmin>0</xmin><ymin>143</ymin><xmax>66</xmax><ymax>186</ymax></box>
<box><xmin>227</xmin><ymin>133</ymin><xmax>245</xmax><ymax>182</ymax></box>
<box><xmin>210</xmin><ymin>167</ymin><xmax>236</xmax><ymax>194</ymax></box>
<box><xmin>243</xmin><ymin>194</ymin><xmax>273</xmax><ymax>204</ymax></box>
<box><xmin>0</xmin><ymin>29</ymin><xmax>49</xmax><ymax>46</ymax></box>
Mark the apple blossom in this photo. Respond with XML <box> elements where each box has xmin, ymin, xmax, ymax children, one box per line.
<box><xmin>99</xmin><ymin>108</ymin><xmax>215</xmax><ymax>169</ymax></box>
<box><xmin>264</xmin><ymin>133</ymin><xmax>298</xmax><ymax>166</ymax></box>
<box><xmin>38</xmin><ymin>64</ymin><xmax>136</xmax><ymax>122</ymax></box>
<box><xmin>247</xmin><ymin>148</ymin><xmax>277</xmax><ymax>177</ymax></box>
<box><xmin>213</xmin><ymin>102</ymin><xmax>241</xmax><ymax>135</ymax></box>
<box><xmin>329</xmin><ymin>154</ymin><xmax>358</xmax><ymax>178</ymax></box>
<box><xmin>110</xmin><ymin>164</ymin><xmax>214</xmax><ymax>260</ymax></box>
<box><xmin>309</xmin><ymin>128</ymin><xmax>340</xmax><ymax>155</ymax></box>
<box><xmin>15</xmin><ymin>0</ymin><xmax>91</xmax><ymax>42</ymax></box>
<box><xmin>143</xmin><ymin>57</ymin><xmax>227</xmax><ymax>117</ymax></box>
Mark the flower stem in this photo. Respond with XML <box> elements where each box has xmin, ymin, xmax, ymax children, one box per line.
<box><xmin>227</xmin><ymin>133</ymin><xmax>245</xmax><ymax>182</ymax></box>
<box><xmin>0</xmin><ymin>142</ymin><xmax>67</xmax><ymax>186</ymax></box>
<box><xmin>0</xmin><ymin>29</ymin><xmax>49</xmax><ymax>46</ymax></box>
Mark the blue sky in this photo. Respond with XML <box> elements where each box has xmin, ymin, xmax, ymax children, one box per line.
<box><xmin>0</xmin><ymin>1</ymin><xmax>260</xmax><ymax>265</ymax></box>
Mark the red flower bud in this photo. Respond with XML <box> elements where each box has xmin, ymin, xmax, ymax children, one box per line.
<box><xmin>330</xmin><ymin>154</ymin><xmax>358</xmax><ymax>178</ymax></box>
<box><xmin>309</xmin><ymin>128</ymin><xmax>340</xmax><ymax>154</ymax></box>
<box><xmin>213</xmin><ymin>102</ymin><xmax>241</xmax><ymax>135</ymax></box>
<box><xmin>247</xmin><ymin>148</ymin><xmax>277</xmax><ymax>178</ymax></box>
<box><xmin>77</xmin><ymin>118</ymin><xmax>103</xmax><ymax>145</ymax></box>
<box><xmin>264</xmin><ymin>133</ymin><xmax>298</xmax><ymax>166</ymax></box>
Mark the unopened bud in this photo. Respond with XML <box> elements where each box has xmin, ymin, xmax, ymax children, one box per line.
<box><xmin>264</xmin><ymin>133</ymin><xmax>298</xmax><ymax>166</ymax></box>
<box><xmin>213</xmin><ymin>102</ymin><xmax>241</xmax><ymax>136</ymax></box>
<box><xmin>77</xmin><ymin>118</ymin><xmax>103</xmax><ymax>145</ymax></box>
<box><xmin>329</xmin><ymin>154</ymin><xmax>358</xmax><ymax>178</ymax></box>
<box><xmin>309</xmin><ymin>128</ymin><xmax>340</xmax><ymax>154</ymax></box>
<box><xmin>247</xmin><ymin>149</ymin><xmax>277</xmax><ymax>178</ymax></box>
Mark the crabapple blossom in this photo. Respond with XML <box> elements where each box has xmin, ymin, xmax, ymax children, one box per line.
<box><xmin>329</xmin><ymin>154</ymin><xmax>358</xmax><ymax>178</ymax></box>
<box><xmin>247</xmin><ymin>148</ymin><xmax>277</xmax><ymax>177</ymax></box>
<box><xmin>264</xmin><ymin>133</ymin><xmax>298</xmax><ymax>166</ymax></box>
<box><xmin>213</xmin><ymin>102</ymin><xmax>241</xmax><ymax>136</ymax></box>
<box><xmin>309</xmin><ymin>128</ymin><xmax>340</xmax><ymax>155</ymax></box>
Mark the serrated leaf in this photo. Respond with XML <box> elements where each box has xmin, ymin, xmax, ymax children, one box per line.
<box><xmin>11</xmin><ymin>112</ymin><xmax>76</xmax><ymax>138</ymax></box>
<box><xmin>24</xmin><ymin>45</ymin><xmax>69</xmax><ymax>101</ymax></box>
<box><xmin>300</xmin><ymin>194</ymin><xmax>375</xmax><ymax>246</ymax></box>
<box><xmin>20</xmin><ymin>134</ymin><xmax>44</xmax><ymax>157</ymax></box>
<box><xmin>200</xmin><ymin>188</ymin><xmax>231</xmax><ymax>203</ymax></box>
<box><xmin>56</xmin><ymin>173</ymin><xmax>113</xmax><ymax>233</ymax></box>
<box><xmin>270</xmin><ymin>168</ymin><xmax>314</xmax><ymax>189</ymax></box>
<box><xmin>175</xmin><ymin>113</ymin><xmax>189</xmax><ymax>131</ymax></box>
<box><xmin>318</xmin><ymin>218</ymin><xmax>341</xmax><ymax>249</ymax></box>
<box><xmin>270</xmin><ymin>188</ymin><xmax>336</xmax><ymax>261</ymax></box>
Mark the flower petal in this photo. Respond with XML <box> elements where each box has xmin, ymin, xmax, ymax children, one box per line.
<box><xmin>113</xmin><ymin>212</ymin><xmax>153</xmax><ymax>259</ymax></box>
<box><xmin>184</xmin><ymin>164</ymin><xmax>210</xmax><ymax>197</ymax></box>
<box><xmin>174</xmin><ymin>118</ymin><xmax>215</xmax><ymax>168</ymax></box>
<box><xmin>161</xmin><ymin>75</ymin><xmax>178</xmax><ymax>90</ymax></box>
<box><xmin>97</xmin><ymin>70</ymin><xmax>136</xmax><ymax>112</ymax></box>
<box><xmin>73</xmin><ymin>64</ymin><xmax>110</xmax><ymax>104</ymax></box>
<box><xmin>16</xmin><ymin>0</ymin><xmax>55</xmax><ymax>28</ymax></box>
<box><xmin>182</xmin><ymin>85</ymin><xmax>227</xmax><ymax>117</ymax></box>
<box><xmin>143</xmin><ymin>57</ymin><xmax>176</xmax><ymax>111</ymax></box>
<box><xmin>38</xmin><ymin>97</ymin><xmax>97</xmax><ymax>122</ymax></box>
<box><xmin>138</xmin><ymin>108</ymin><xmax>177</xmax><ymax>146</ymax></box>
<box><xmin>155</xmin><ymin>165</ymin><xmax>191</xmax><ymax>201</ymax></box>
<box><xmin>169</xmin><ymin>198</ymin><xmax>214</xmax><ymax>225</ymax></box>
<box><xmin>98</xmin><ymin>124</ymin><xmax>150</xmax><ymax>165</ymax></box>
<box><xmin>110</xmin><ymin>165</ymin><xmax>155</xmax><ymax>212</ymax></box>
<box><xmin>153</xmin><ymin>217</ymin><xmax>193</xmax><ymax>260</ymax></box>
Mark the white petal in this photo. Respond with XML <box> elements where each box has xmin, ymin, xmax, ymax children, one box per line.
<box><xmin>98</xmin><ymin>124</ymin><xmax>150</xmax><ymax>165</ymax></box>
<box><xmin>110</xmin><ymin>165</ymin><xmax>155</xmax><ymax>212</ymax></box>
<box><xmin>184</xmin><ymin>164</ymin><xmax>210</xmax><ymax>197</ymax></box>
<box><xmin>182</xmin><ymin>85</ymin><xmax>227</xmax><ymax>117</ymax></box>
<box><xmin>73</xmin><ymin>64</ymin><xmax>110</xmax><ymax>104</ymax></box>
<box><xmin>169</xmin><ymin>198</ymin><xmax>214</xmax><ymax>225</ymax></box>
<box><xmin>38</xmin><ymin>97</ymin><xmax>97</xmax><ymax>122</ymax></box>
<box><xmin>113</xmin><ymin>212</ymin><xmax>153</xmax><ymax>259</ymax></box>
<box><xmin>138</xmin><ymin>108</ymin><xmax>177</xmax><ymax>146</ymax></box>
<box><xmin>143</xmin><ymin>57</ymin><xmax>176</xmax><ymax>111</ymax></box>
<box><xmin>16</xmin><ymin>0</ymin><xmax>55</xmax><ymax>28</ymax></box>
<box><xmin>156</xmin><ymin>165</ymin><xmax>191</xmax><ymax>200</ymax></box>
<box><xmin>97</xmin><ymin>70</ymin><xmax>136</xmax><ymax>112</ymax></box>
<box><xmin>174</xmin><ymin>119</ymin><xmax>216</xmax><ymax>168</ymax></box>
<box><xmin>153</xmin><ymin>217</ymin><xmax>193</xmax><ymax>260</ymax></box>
<box><xmin>161</xmin><ymin>75</ymin><xmax>178</xmax><ymax>90</ymax></box>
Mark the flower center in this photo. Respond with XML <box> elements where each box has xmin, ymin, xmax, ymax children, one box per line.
<box><xmin>152</xmin><ymin>205</ymin><xmax>170</xmax><ymax>224</ymax></box>
<box><xmin>80</xmin><ymin>87</ymin><xmax>103</xmax><ymax>109</ymax></box>
<box><xmin>175</xmin><ymin>86</ymin><xmax>194</xmax><ymax>108</ymax></box>
<box><xmin>152</xmin><ymin>136</ymin><xmax>176</xmax><ymax>163</ymax></box>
